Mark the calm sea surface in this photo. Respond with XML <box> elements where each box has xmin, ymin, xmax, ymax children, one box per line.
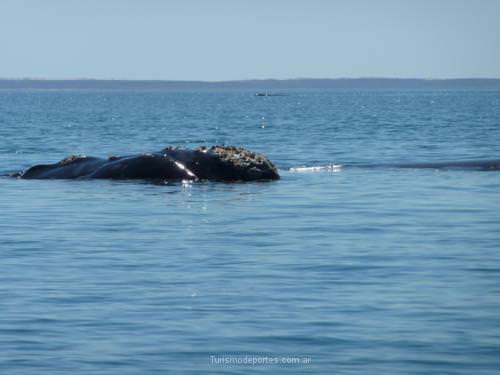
<box><xmin>1</xmin><ymin>90</ymin><xmax>499</xmax><ymax>374</ymax></box>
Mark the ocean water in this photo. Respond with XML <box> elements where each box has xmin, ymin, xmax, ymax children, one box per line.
<box><xmin>1</xmin><ymin>89</ymin><xmax>499</xmax><ymax>374</ymax></box>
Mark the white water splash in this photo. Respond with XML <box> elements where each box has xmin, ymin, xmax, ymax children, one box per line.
<box><xmin>289</xmin><ymin>164</ymin><xmax>343</xmax><ymax>173</ymax></box>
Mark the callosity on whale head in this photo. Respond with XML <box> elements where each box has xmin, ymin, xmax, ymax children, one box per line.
<box><xmin>163</xmin><ymin>145</ymin><xmax>280</xmax><ymax>181</ymax></box>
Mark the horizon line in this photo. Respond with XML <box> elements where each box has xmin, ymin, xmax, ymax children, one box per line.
<box><xmin>2</xmin><ymin>77</ymin><xmax>500</xmax><ymax>82</ymax></box>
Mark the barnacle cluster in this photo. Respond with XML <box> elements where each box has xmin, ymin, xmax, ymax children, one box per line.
<box><xmin>58</xmin><ymin>154</ymin><xmax>87</xmax><ymax>166</ymax></box>
<box><xmin>208</xmin><ymin>145</ymin><xmax>273</xmax><ymax>169</ymax></box>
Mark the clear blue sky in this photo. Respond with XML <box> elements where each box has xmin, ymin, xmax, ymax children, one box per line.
<box><xmin>1</xmin><ymin>0</ymin><xmax>499</xmax><ymax>80</ymax></box>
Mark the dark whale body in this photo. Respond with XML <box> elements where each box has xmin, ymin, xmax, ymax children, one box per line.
<box><xmin>361</xmin><ymin>159</ymin><xmax>500</xmax><ymax>171</ymax></box>
<box><xmin>11</xmin><ymin>145</ymin><xmax>499</xmax><ymax>182</ymax></box>
<box><xmin>13</xmin><ymin>146</ymin><xmax>280</xmax><ymax>182</ymax></box>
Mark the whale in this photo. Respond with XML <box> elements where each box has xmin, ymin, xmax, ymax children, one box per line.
<box><xmin>10</xmin><ymin>146</ymin><xmax>500</xmax><ymax>183</ymax></box>
<box><xmin>12</xmin><ymin>145</ymin><xmax>281</xmax><ymax>182</ymax></box>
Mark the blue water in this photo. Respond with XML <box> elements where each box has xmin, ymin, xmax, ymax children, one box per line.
<box><xmin>1</xmin><ymin>90</ymin><xmax>500</xmax><ymax>374</ymax></box>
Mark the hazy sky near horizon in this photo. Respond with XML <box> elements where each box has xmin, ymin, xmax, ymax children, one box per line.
<box><xmin>1</xmin><ymin>0</ymin><xmax>499</xmax><ymax>80</ymax></box>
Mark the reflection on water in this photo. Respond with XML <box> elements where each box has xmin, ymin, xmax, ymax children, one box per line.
<box><xmin>1</xmin><ymin>90</ymin><xmax>500</xmax><ymax>374</ymax></box>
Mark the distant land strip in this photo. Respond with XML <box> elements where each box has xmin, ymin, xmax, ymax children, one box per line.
<box><xmin>1</xmin><ymin>78</ymin><xmax>500</xmax><ymax>90</ymax></box>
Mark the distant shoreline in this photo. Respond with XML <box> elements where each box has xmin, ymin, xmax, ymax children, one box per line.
<box><xmin>1</xmin><ymin>78</ymin><xmax>500</xmax><ymax>90</ymax></box>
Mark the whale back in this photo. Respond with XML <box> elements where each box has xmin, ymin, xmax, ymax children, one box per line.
<box><xmin>18</xmin><ymin>156</ymin><xmax>106</xmax><ymax>179</ymax></box>
<box><xmin>13</xmin><ymin>145</ymin><xmax>280</xmax><ymax>181</ymax></box>
<box><xmin>88</xmin><ymin>154</ymin><xmax>196</xmax><ymax>180</ymax></box>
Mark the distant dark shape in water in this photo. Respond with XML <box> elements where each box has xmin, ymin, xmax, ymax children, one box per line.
<box><xmin>255</xmin><ymin>92</ymin><xmax>286</xmax><ymax>97</ymax></box>
<box><xmin>12</xmin><ymin>146</ymin><xmax>280</xmax><ymax>182</ymax></box>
